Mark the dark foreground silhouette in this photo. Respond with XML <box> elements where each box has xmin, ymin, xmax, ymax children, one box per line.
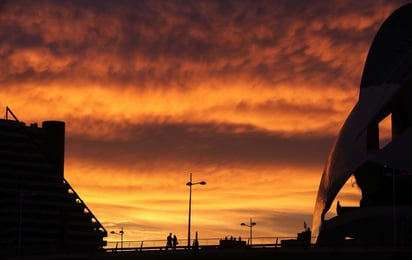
<box><xmin>8</xmin><ymin>246</ymin><xmax>412</xmax><ymax>260</ymax></box>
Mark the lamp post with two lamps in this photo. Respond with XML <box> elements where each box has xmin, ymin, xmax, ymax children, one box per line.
<box><xmin>186</xmin><ymin>172</ymin><xmax>206</xmax><ymax>249</ymax></box>
<box><xmin>240</xmin><ymin>217</ymin><xmax>256</xmax><ymax>247</ymax></box>
<box><xmin>111</xmin><ymin>227</ymin><xmax>124</xmax><ymax>251</ymax></box>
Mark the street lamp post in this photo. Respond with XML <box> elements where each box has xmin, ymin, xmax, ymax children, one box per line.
<box><xmin>241</xmin><ymin>217</ymin><xmax>256</xmax><ymax>247</ymax></box>
<box><xmin>186</xmin><ymin>172</ymin><xmax>206</xmax><ymax>249</ymax></box>
<box><xmin>111</xmin><ymin>226</ymin><xmax>124</xmax><ymax>251</ymax></box>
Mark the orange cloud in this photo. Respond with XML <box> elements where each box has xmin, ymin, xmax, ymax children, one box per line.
<box><xmin>0</xmin><ymin>0</ymin><xmax>409</xmax><ymax>243</ymax></box>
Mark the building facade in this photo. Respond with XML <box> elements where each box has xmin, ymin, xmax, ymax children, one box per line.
<box><xmin>0</xmin><ymin>108</ymin><xmax>107</xmax><ymax>257</ymax></box>
<box><xmin>313</xmin><ymin>3</ymin><xmax>412</xmax><ymax>246</ymax></box>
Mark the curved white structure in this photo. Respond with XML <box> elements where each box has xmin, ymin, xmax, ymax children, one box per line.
<box><xmin>313</xmin><ymin>3</ymin><xmax>412</xmax><ymax>245</ymax></box>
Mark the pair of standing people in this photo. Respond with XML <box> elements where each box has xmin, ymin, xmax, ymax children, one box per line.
<box><xmin>166</xmin><ymin>233</ymin><xmax>179</xmax><ymax>250</ymax></box>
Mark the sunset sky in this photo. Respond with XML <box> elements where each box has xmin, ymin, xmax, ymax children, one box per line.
<box><xmin>1</xmin><ymin>0</ymin><xmax>410</xmax><ymax>246</ymax></box>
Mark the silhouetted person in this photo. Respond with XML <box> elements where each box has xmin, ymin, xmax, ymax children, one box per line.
<box><xmin>172</xmin><ymin>235</ymin><xmax>178</xmax><ymax>250</ymax></box>
<box><xmin>166</xmin><ymin>233</ymin><xmax>173</xmax><ymax>251</ymax></box>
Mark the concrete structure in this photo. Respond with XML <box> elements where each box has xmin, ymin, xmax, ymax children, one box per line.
<box><xmin>313</xmin><ymin>3</ymin><xmax>412</xmax><ymax>246</ymax></box>
<box><xmin>0</xmin><ymin>107</ymin><xmax>107</xmax><ymax>257</ymax></box>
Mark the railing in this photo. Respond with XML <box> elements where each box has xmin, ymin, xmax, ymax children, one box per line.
<box><xmin>104</xmin><ymin>236</ymin><xmax>309</xmax><ymax>252</ymax></box>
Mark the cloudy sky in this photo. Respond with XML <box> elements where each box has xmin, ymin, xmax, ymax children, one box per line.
<box><xmin>1</xmin><ymin>0</ymin><xmax>409</xmax><ymax>246</ymax></box>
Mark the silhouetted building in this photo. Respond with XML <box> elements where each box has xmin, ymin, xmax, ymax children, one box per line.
<box><xmin>219</xmin><ymin>236</ymin><xmax>246</xmax><ymax>249</ymax></box>
<box><xmin>0</xmin><ymin>107</ymin><xmax>107</xmax><ymax>257</ymax></box>
<box><xmin>313</xmin><ymin>3</ymin><xmax>412</xmax><ymax>246</ymax></box>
